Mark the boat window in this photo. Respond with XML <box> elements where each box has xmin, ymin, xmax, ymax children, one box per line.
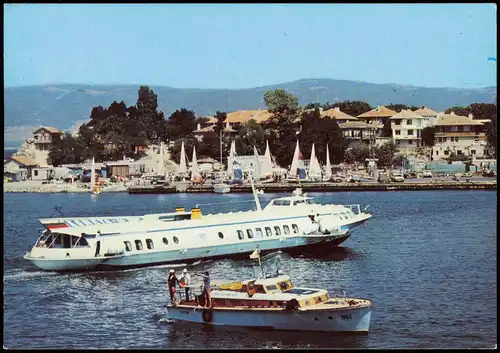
<box><xmin>124</xmin><ymin>241</ymin><xmax>132</xmax><ymax>251</ymax></box>
<box><xmin>162</xmin><ymin>237</ymin><xmax>168</xmax><ymax>245</ymax></box>
<box><xmin>274</xmin><ymin>226</ymin><xmax>281</xmax><ymax>236</ymax></box>
<box><xmin>255</xmin><ymin>285</ymin><xmax>266</xmax><ymax>294</ymax></box>
<box><xmin>341</xmin><ymin>212</ymin><xmax>348</xmax><ymax>219</ymax></box>
<box><xmin>173</xmin><ymin>236</ymin><xmax>179</xmax><ymax>244</ymax></box>
<box><xmin>146</xmin><ymin>238</ymin><xmax>154</xmax><ymax>249</ymax></box>
<box><xmin>237</xmin><ymin>230</ymin><xmax>244</xmax><ymax>240</ymax></box>
<box><xmin>135</xmin><ymin>240</ymin><xmax>143</xmax><ymax>250</ymax></box>
<box><xmin>265</xmin><ymin>227</ymin><xmax>272</xmax><ymax>237</ymax></box>
<box><xmin>246</xmin><ymin>229</ymin><xmax>254</xmax><ymax>239</ymax></box>
<box><xmin>283</xmin><ymin>225</ymin><xmax>290</xmax><ymax>235</ymax></box>
<box><xmin>293</xmin><ymin>200</ymin><xmax>305</xmax><ymax>205</ymax></box>
<box><xmin>218</xmin><ymin>232</ymin><xmax>224</xmax><ymax>239</ymax></box>
<box><xmin>266</xmin><ymin>284</ymin><xmax>278</xmax><ymax>291</ymax></box>
<box><xmin>277</xmin><ymin>280</ymin><xmax>293</xmax><ymax>291</ymax></box>
<box><xmin>273</xmin><ymin>199</ymin><xmax>291</xmax><ymax>206</ymax></box>
<box><xmin>72</xmin><ymin>235</ymin><xmax>89</xmax><ymax>247</ymax></box>
<box><xmin>292</xmin><ymin>224</ymin><xmax>299</xmax><ymax>234</ymax></box>
<box><xmin>255</xmin><ymin>228</ymin><xmax>263</xmax><ymax>238</ymax></box>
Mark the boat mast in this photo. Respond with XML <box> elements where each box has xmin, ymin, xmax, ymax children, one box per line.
<box><xmin>248</xmin><ymin>172</ymin><xmax>262</xmax><ymax>211</ymax></box>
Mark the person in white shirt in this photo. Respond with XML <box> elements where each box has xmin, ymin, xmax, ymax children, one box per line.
<box><xmin>181</xmin><ymin>268</ymin><xmax>191</xmax><ymax>301</ymax></box>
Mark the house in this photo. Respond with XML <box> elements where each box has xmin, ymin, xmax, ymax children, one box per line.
<box><xmin>4</xmin><ymin>155</ymin><xmax>39</xmax><ymax>181</ymax></box>
<box><xmin>193</xmin><ymin>122</ymin><xmax>236</xmax><ymax>142</ymax></box>
<box><xmin>338</xmin><ymin>121</ymin><xmax>390</xmax><ymax>147</ymax></box>
<box><xmin>32</xmin><ymin>126</ymin><xmax>62</xmax><ymax>151</ymax></box>
<box><xmin>321</xmin><ymin>107</ymin><xmax>358</xmax><ymax>124</ymax></box>
<box><xmin>389</xmin><ymin>110</ymin><xmax>427</xmax><ymax>149</ymax></box>
<box><xmin>414</xmin><ymin>106</ymin><xmax>439</xmax><ymax>127</ymax></box>
<box><xmin>105</xmin><ymin>160</ymin><xmax>145</xmax><ymax>177</ymax></box>
<box><xmin>432</xmin><ymin>112</ymin><xmax>487</xmax><ymax>159</ymax></box>
<box><xmin>31</xmin><ymin>167</ymin><xmax>53</xmax><ymax>181</ymax></box>
<box><xmin>224</xmin><ymin>110</ymin><xmax>272</xmax><ymax>129</ymax></box>
<box><xmin>357</xmin><ymin>105</ymin><xmax>397</xmax><ymax>137</ymax></box>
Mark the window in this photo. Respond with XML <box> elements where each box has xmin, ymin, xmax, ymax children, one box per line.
<box><xmin>146</xmin><ymin>238</ymin><xmax>154</xmax><ymax>249</ymax></box>
<box><xmin>266</xmin><ymin>285</ymin><xmax>278</xmax><ymax>291</ymax></box>
<box><xmin>255</xmin><ymin>228</ymin><xmax>263</xmax><ymax>238</ymax></box>
<box><xmin>135</xmin><ymin>240</ymin><xmax>143</xmax><ymax>251</ymax></box>
<box><xmin>435</xmin><ymin>150</ymin><xmax>439</xmax><ymax>156</ymax></box>
<box><xmin>237</xmin><ymin>230</ymin><xmax>244</xmax><ymax>240</ymax></box>
<box><xmin>246</xmin><ymin>229</ymin><xmax>254</xmax><ymax>239</ymax></box>
<box><xmin>396</xmin><ymin>140</ymin><xmax>401</xmax><ymax>145</ymax></box>
<box><xmin>274</xmin><ymin>226</ymin><xmax>281</xmax><ymax>236</ymax></box>
<box><xmin>162</xmin><ymin>237</ymin><xmax>168</xmax><ymax>245</ymax></box>
<box><xmin>455</xmin><ymin>137</ymin><xmax>459</xmax><ymax>142</ymax></box>
<box><xmin>34</xmin><ymin>170</ymin><xmax>39</xmax><ymax>177</ymax></box>
<box><xmin>408</xmin><ymin>129</ymin><xmax>414</xmax><ymax>136</ymax></box>
<box><xmin>124</xmin><ymin>241</ymin><xmax>132</xmax><ymax>252</ymax></box>
<box><xmin>457</xmin><ymin>150</ymin><xmax>463</xmax><ymax>155</ymax></box>
<box><xmin>292</xmin><ymin>224</ymin><xmax>299</xmax><ymax>234</ymax></box>
<box><xmin>444</xmin><ymin>150</ymin><xmax>449</xmax><ymax>155</ymax></box>
<box><xmin>408</xmin><ymin>140</ymin><xmax>413</xmax><ymax>145</ymax></box>
<box><xmin>395</xmin><ymin>120</ymin><xmax>401</xmax><ymax>125</ymax></box>
<box><xmin>173</xmin><ymin>236</ymin><xmax>179</xmax><ymax>244</ymax></box>
<box><xmin>406</xmin><ymin>119</ymin><xmax>412</xmax><ymax>125</ymax></box>
<box><xmin>471</xmin><ymin>150</ymin><xmax>476</xmax><ymax>155</ymax></box>
<box><xmin>395</xmin><ymin>130</ymin><xmax>401</xmax><ymax>135</ymax></box>
<box><xmin>218</xmin><ymin>232</ymin><xmax>224</xmax><ymax>239</ymax></box>
<box><xmin>265</xmin><ymin>227</ymin><xmax>272</xmax><ymax>237</ymax></box>
<box><xmin>283</xmin><ymin>225</ymin><xmax>290</xmax><ymax>235</ymax></box>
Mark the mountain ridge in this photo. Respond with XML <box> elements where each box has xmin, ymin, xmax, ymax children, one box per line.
<box><xmin>4</xmin><ymin>78</ymin><xmax>496</xmax><ymax>148</ymax></box>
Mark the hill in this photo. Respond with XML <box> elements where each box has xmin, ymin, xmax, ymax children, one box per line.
<box><xmin>4</xmin><ymin>78</ymin><xmax>496</xmax><ymax>148</ymax></box>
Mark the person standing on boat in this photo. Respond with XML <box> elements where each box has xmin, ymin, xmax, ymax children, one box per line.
<box><xmin>167</xmin><ymin>269</ymin><xmax>180</xmax><ymax>305</ymax></box>
<box><xmin>181</xmin><ymin>268</ymin><xmax>191</xmax><ymax>302</ymax></box>
<box><xmin>197</xmin><ymin>271</ymin><xmax>212</xmax><ymax>308</ymax></box>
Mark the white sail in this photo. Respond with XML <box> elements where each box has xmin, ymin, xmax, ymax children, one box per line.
<box><xmin>289</xmin><ymin>140</ymin><xmax>302</xmax><ymax>176</ymax></box>
<box><xmin>253</xmin><ymin>145</ymin><xmax>261</xmax><ymax>179</ymax></box>
<box><xmin>325</xmin><ymin>144</ymin><xmax>332</xmax><ymax>179</ymax></box>
<box><xmin>261</xmin><ymin>140</ymin><xmax>273</xmax><ymax>176</ymax></box>
<box><xmin>227</xmin><ymin>140</ymin><xmax>235</xmax><ymax>177</ymax></box>
<box><xmin>90</xmin><ymin>157</ymin><xmax>96</xmax><ymax>191</ymax></box>
<box><xmin>179</xmin><ymin>141</ymin><xmax>187</xmax><ymax>174</ymax></box>
<box><xmin>158</xmin><ymin>142</ymin><xmax>164</xmax><ymax>176</ymax></box>
<box><xmin>309</xmin><ymin>143</ymin><xmax>322</xmax><ymax>178</ymax></box>
<box><xmin>191</xmin><ymin>146</ymin><xmax>200</xmax><ymax>179</ymax></box>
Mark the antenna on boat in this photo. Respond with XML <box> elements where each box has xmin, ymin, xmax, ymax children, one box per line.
<box><xmin>248</xmin><ymin>172</ymin><xmax>262</xmax><ymax>211</ymax></box>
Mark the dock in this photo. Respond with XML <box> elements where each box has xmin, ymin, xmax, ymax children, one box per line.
<box><xmin>128</xmin><ymin>181</ymin><xmax>497</xmax><ymax>194</ymax></box>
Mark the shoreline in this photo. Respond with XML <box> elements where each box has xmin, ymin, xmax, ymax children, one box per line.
<box><xmin>3</xmin><ymin>180</ymin><xmax>496</xmax><ymax>194</ymax></box>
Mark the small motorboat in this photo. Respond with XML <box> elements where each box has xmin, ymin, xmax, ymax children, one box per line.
<box><xmin>166</xmin><ymin>249</ymin><xmax>373</xmax><ymax>332</ymax></box>
<box><xmin>213</xmin><ymin>183</ymin><xmax>231</xmax><ymax>194</ymax></box>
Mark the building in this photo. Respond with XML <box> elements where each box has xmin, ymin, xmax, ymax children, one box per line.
<box><xmin>321</xmin><ymin>107</ymin><xmax>358</xmax><ymax>124</ymax></box>
<box><xmin>432</xmin><ymin>112</ymin><xmax>487</xmax><ymax>159</ymax></box>
<box><xmin>389</xmin><ymin>110</ymin><xmax>427</xmax><ymax>148</ymax></box>
<box><xmin>31</xmin><ymin>167</ymin><xmax>53</xmax><ymax>181</ymax></box>
<box><xmin>4</xmin><ymin>155</ymin><xmax>39</xmax><ymax>181</ymax></box>
<box><xmin>414</xmin><ymin>106</ymin><xmax>439</xmax><ymax>127</ymax></box>
<box><xmin>224</xmin><ymin>110</ymin><xmax>272</xmax><ymax>129</ymax></box>
<box><xmin>356</xmin><ymin>105</ymin><xmax>397</xmax><ymax>137</ymax></box>
<box><xmin>32</xmin><ymin>126</ymin><xmax>62</xmax><ymax>151</ymax></box>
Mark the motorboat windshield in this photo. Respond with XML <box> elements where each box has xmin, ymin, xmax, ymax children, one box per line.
<box><xmin>35</xmin><ymin>231</ymin><xmax>90</xmax><ymax>249</ymax></box>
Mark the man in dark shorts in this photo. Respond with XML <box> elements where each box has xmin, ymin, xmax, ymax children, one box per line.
<box><xmin>167</xmin><ymin>269</ymin><xmax>180</xmax><ymax>305</ymax></box>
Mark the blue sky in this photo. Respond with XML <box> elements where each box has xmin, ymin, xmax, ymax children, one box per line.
<box><xmin>4</xmin><ymin>3</ymin><xmax>497</xmax><ymax>89</ymax></box>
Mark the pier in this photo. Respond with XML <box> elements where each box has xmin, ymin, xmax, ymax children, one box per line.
<box><xmin>128</xmin><ymin>181</ymin><xmax>497</xmax><ymax>194</ymax></box>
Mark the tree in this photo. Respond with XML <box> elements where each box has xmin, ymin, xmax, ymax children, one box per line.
<box><xmin>445</xmin><ymin>106</ymin><xmax>470</xmax><ymax>117</ymax></box>
<box><xmin>486</xmin><ymin>113</ymin><xmax>497</xmax><ymax>157</ymax></box>
<box><xmin>235</xmin><ymin>119</ymin><xmax>267</xmax><ymax>156</ymax></box>
<box><xmin>386</xmin><ymin>104</ymin><xmax>419</xmax><ymax>112</ymax></box>
<box><xmin>344</xmin><ymin>142</ymin><xmax>370</xmax><ymax>164</ymax></box>
<box><xmin>135</xmin><ymin>86</ymin><xmax>168</xmax><ymax>143</ymax></box>
<box><xmin>381</xmin><ymin>120</ymin><xmax>393</xmax><ymax>138</ymax></box>
<box><xmin>327</xmin><ymin>100</ymin><xmax>372</xmax><ymax>117</ymax></box>
<box><xmin>375</xmin><ymin>141</ymin><xmax>397</xmax><ymax>167</ymax></box>
<box><xmin>213</xmin><ymin>111</ymin><xmax>227</xmax><ymax>135</ymax></box>
<box><xmin>421</xmin><ymin>126</ymin><xmax>437</xmax><ymax>147</ymax></box>
<box><xmin>48</xmin><ymin>133</ymin><xmax>85</xmax><ymax>166</ymax></box>
<box><xmin>166</xmin><ymin>108</ymin><xmax>197</xmax><ymax>141</ymax></box>
<box><xmin>467</xmin><ymin>103</ymin><xmax>496</xmax><ymax>120</ymax></box>
<box><xmin>299</xmin><ymin>108</ymin><xmax>347</xmax><ymax>164</ymax></box>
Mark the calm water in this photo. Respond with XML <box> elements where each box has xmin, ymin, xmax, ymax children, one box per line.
<box><xmin>3</xmin><ymin>191</ymin><xmax>497</xmax><ymax>349</ymax></box>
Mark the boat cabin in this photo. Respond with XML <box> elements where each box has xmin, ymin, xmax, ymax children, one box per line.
<box><xmin>216</xmin><ymin>275</ymin><xmax>295</xmax><ymax>295</ymax></box>
<box><xmin>35</xmin><ymin>230</ymin><xmax>90</xmax><ymax>249</ymax></box>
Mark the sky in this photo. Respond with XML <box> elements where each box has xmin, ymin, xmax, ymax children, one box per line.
<box><xmin>3</xmin><ymin>3</ymin><xmax>497</xmax><ymax>89</ymax></box>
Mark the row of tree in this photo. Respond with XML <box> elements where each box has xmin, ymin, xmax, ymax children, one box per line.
<box><xmin>48</xmin><ymin>85</ymin><xmax>497</xmax><ymax>168</ymax></box>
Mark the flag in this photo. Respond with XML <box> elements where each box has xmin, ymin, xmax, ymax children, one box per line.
<box><xmin>249</xmin><ymin>248</ymin><xmax>260</xmax><ymax>259</ymax></box>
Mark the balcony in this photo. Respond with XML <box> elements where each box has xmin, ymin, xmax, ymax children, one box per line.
<box><xmin>393</xmin><ymin>136</ymin><xmax>421</xmax><ymax>140</ymax></box>
<box><xmin>435</xmin><ymin>132</ymin><xmax>486</xmax><ymax>138</ymax></box>
<box><xmin>33</xmin><ymin>138</ymin><xmax>53</xmax><ymax>144</ymax></box>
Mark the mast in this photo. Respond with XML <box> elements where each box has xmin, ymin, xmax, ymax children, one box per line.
<box><xmin>179</xmin><ymin>140</ymin><xmax>187</xmax><ymax>174</ymax></box>
<box><xmin>248</xmin><ymin>171</ymin><xmax>262</xmax><ymax>211</ymax></box>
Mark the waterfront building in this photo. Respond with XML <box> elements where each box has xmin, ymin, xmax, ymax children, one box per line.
<box><xmin>356</xmin><ymin>105</ymin><xmax>397</xmax><ymax>137</ymax></box>
<box><xmin>32</xmin><ymin>126</ymin><xmax>62</xmax><ymax>152</ymax></box>
<box><xmin>389</xmin><ymin>110</ymin><xmax>427</xmax><ymax>149</ymax></box>
<box><xmin>224</xmin><ymin>110</ymin><xmax>272</xmax><ymax>129</ymax></box>
<box><xmin>432</xmin><ymin>112</ymin><xmax>488</xmax><ymax>159</ymax></box>
<box><xmin>321</xmin><ymin>107</ymin><xmax>358</xmax><ymax>124</ymax></box>
<box><xmin>414</xmin><ymin>106</ymin><xmax>439</xmax><ymax>127</ymax></box>
<box><xmin>4</xmin><ymin>155</ymin><xmax>39</xmax><ymax>181</ymax></box>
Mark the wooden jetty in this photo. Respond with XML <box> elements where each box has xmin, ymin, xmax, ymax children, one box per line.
<box><xmin>128</xmin><ymin>181</ymin><xmax>497</xmax><ymax>194</ymax></box>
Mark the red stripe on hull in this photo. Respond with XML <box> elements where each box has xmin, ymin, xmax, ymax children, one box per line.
<box><xmin>47</xmin><ymin>224</ymin><xmax>69</xmax><ymax>230</ymax></box>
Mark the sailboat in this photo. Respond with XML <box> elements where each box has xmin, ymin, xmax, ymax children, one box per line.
<box><xmin>288</xmin><ymin>140</ymin><xmax>306</xmax><ymax>181</ymax></box>
<box><xmin>90</xmin><ymin>157</ymin><xmax>101</xmax><ymax>195</ymax></box>
<box><xmin>179</xmin><ymin>141</ymin><xmax>188</xmax><ymax>177</ymax></box>
<box><xmin>228</xmin><ymin>140</ymin><xmax>244</xmax><ymax>185</ymax></box>
<box><xmin>191</xmin><ymin>146</ymin><xmax>203</xmax><ymax>184</ymax></box>
<box><xmin>261</xmin><ymin>140</ymin><xmax>274</xmax><ymax>182</ymax></box>
<box><xmin>308</xmin><ymin>143</ymin><xmax>322</xmax><ymax>182</ymax></box>
<box><xmin>253</xmin><ymin>145</ymin><xmax>262</xmax><ymax>181</ymax></box>
<box><xmin>323</xmin><ymin>145</ymin><xmax>333</xmax><ymax>181</ymax></box>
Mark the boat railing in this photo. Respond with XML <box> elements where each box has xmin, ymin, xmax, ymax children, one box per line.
<box><xmin>345</xmin><ymin>204</ymin><xmax>363</xmax><ymax>215</ymax></box>
<box><xmin>172</xmin><ymin>284</ymin><xmax>204</xmax><ymax>304</ymax></box>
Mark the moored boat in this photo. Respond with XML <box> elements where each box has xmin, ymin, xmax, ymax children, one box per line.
<box><xmin>23</xmin><ymin>177</ymin><xmax>372</xmax><ymax>272</ymax></box>
<box><xmin>166</xmin><ymin>249</ymin><xmax>373</xmax><ymax>332</ymax></box>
